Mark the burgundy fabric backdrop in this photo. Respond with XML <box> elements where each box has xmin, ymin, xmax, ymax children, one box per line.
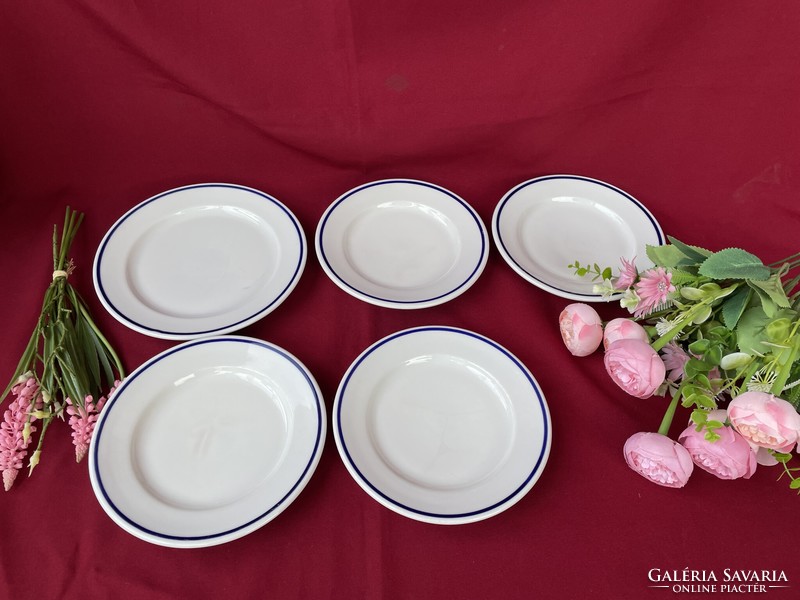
<box><xmin>1</xmin><ymin>2</ymin><xmax>799</xmax><ymax>599</ymax></box>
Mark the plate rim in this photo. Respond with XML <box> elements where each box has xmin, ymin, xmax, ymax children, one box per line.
<box><xmin>93</xmin><ymin>182</ymin><xmax>307</xmax><ymax>339</ymax></box>
<box><xmin>315</xmin><ymin>178</ymin><xmax>488</xmax><ymax>309</ymax></box>
<box><xmin>88</xmin><ymin>335</ymin><xmax>326</xmax><ymax>548</ymax></box>
<box><xmin>491</xmin><ymin>174</ymin><xmax>665</xmax><ymax>302</ymax></box>
<box><xmin>333</xmin><ymin>325</ymin><xmax>551</xmax><ymax>525</ymax></box>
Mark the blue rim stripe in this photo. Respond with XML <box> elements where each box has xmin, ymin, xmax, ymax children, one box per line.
<box><xmin>335</xmin><ymin>326</ymin><xmax>549</xmax><ymax>519</ymax></box>
<box><xmin>94</xmin><ymin>183</ymin><xmax>305</xmax><ymax>336</ymax></box>
<box><xmin>317</xmin><ymin>180</ymin><xmax>486</xmax><ymax>305</ymax></box>
<box><xmin>494</xmin><ymin>175</ymin><xmax>664</xmax><ymax>297</ymax></box>
<box><xmin>91</xmin><ymin>337</ymin><xmax>324</xmax><ymax>542</ymax></box>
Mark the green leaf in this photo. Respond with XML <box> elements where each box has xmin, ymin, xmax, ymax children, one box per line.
<box><xmin>692</xmin><ymin>304</ymin><xmax>712</xmax><ymax>324</ymax></box>
<box><xmin>736</xmin><ymin>306</ymin><xmax>771</xmax><ymax>354</ymax></box>
<box><xmin>669</xmin><ymin>269</ymin><xmax>700</xmax><ymax>285</ymax></box>
<box><xmin>0</xmin><ymin>327</ymin><xmax>39</xmax><ymax>403</ymax></box>
<box><xmin>790</xmin><ymin>478</ymin><xmax>800</xmax><ymax>490</ymax></box>
<box><xmin>690</xmin><ymin>409</ymin><xmax>708</xmax><ymax>427</ymax></box>
<box><xmin>705</xmin><ymin>324</ymin><xmax>732</xmax><ymax>340</ymax></box>
<box><xmin>667</xmin><ymin>236</ymin><xmax>713</xmax><ymax>262</ymax></box>
<box><xmin>766</xmin><ymin>317</ymin><xmax>793</xmax><ymax>343</ymax></box>
<box><xmin>748</xmin><ymin>275</ymin><xmax>792</xmax><ymax>309</ymax></box>
<box><xmin>687</xmin><ymin>392</ymin><xmax>716</xmax><ymax>409</ymax></box>
<box><xmin>646</xmin><ymin>243</ymin><xmax>689</xmax><ymax>268</ymax></box>
<box><xmin>785</xmin><ymin>363</ymin><xmax>800</xmax><ymax>407</ymax></box>
<box><xmin>76</xmin><ymin>310</ymin><xmax>101</xmax><ymax>391</ymax></box>
<box><xmin>92</xmin><ymin>328</ymin><xmax>115</xmax><ymax>387</ymax></box>
<box><xmin>721</xmin><ymin>287</ymin><xmax>752</xmax><ymax>330</ymax></box>
<box><xmin>688</xmin><ymin>339</ymin><xmax>711</xmax><ymax>354</ymax></box>
<box><xmin>684</xmin><ymin>358</ymin><xmax>712</xmax><ymax>381</ymax></box>
<box><xmin>752</xmin><ymin>286</ymin><xmax>778</xmax><ymax>317</ymax></box>
<box><xmin>698</xmin><ymin>248</ymin><xmax>771</xmax><ymax>281</ymax></box>
<box><xmin>695</xmin><ymin>373</ymin><xmax>712</xmax><ymax>389</ymax></box>
<box><xmin>704</xmin><ymin>345</ymin><xmax>723</xmax><ymax>366</ymax></box>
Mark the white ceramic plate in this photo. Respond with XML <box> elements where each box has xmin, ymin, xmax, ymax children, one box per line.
<box><xmin>334</xmin><ymin>326</ymin><xmax>550</xmax><ymax>524</ymax></box>
<box><xmin>94</xmin><ymin>183</ymin><xmax>306</xmax><ymax>339</ymax></box>
<box><xmin>89</xmin><ymin>336</ymin><xmax>326</xmax><ymax>548</ymax></box>
<box><xmin>492</xmin><ymin>175</ymin><xmax>664</xmax><ymax>301</ymax></box>
<box><xmin>315</xmin><ymin>179</ymin><xmax>488</xmax><ymax>309</ymax></box>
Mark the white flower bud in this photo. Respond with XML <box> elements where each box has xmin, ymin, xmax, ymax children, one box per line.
<box><xmin>680</xmin><ymin>287</ymin><xmax>704</xmax><ymax>301</ymax></box>
<box><xmin>691</xmin><ymin>305</ymin><xmax>712</xmax><ymax>324</ymax></box>
<box><xmin>28</xmin><ymin>450</ymin><xmax>41</xmax><ymax>474</ymax></box>
<box><xmin>720</xmin><ymin>352</ymin><xmax>752</xmax><ymax>371</ymax></box>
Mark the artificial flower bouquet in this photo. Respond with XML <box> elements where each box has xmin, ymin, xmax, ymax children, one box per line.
<box><xmin>0</xmin><ymin>208</ymin><xmax>124</xmax><ymax>491</ymax></box>
<box><xmin>559</xmin><ymin>237</ymin><xmax>800</xmax><ymax>491</ymax></box>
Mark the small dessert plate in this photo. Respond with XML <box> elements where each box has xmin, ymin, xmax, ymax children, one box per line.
<box><xmin>89</xmin><ymin>336</ymin><xmax>326</xmax><ymax>548</ymax></box>
<box><xmin>94</xmin><ymin>183</ymin><xmax>306</xmax><ymax>339</ymax></box>
<box><xmin>334</xmin><ymin>326</ymin><xmax>551</xmax><ymax>524</ymax></box>
<box><xmin>315</xmin><ymin>179</ymin><xmax>488</xmax><ymax>309</ymax></box>
<box><xmin>492</xmin><ymin>175</ymin><xmax>664</xmax><ymax>301</ymax></box>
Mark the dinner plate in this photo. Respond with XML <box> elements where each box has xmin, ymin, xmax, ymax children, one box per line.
<box><xmin>94</xmin><ymin>183</ymin><xmax>306</xmax><ymax>339</ymax></box>
<box><xmin>89</xmin><ymin>336</ymin><xmax>326</xmax><ymax>548</ymax></box>
<box><xmin>334</xmin><ymin>326</ymin><xmax>550</xmax><ymax>524</ymax></box>
<box><xmin>315</xmin><ymin>179</ymin><xmax>488</xmax><ymax>309</ymax></box>
<box><xmin>492</xmin><ymin>175</ymin><xmax>664</xmax><ymax>301</ymax></box>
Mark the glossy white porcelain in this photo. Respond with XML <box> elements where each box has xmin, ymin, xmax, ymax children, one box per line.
<box><xmin>492</xmin><ymin>175</ymin><xmax>664</xmax><ymax>301</ymax></box>
<box><xmin>316</xmin><ymin>179</ymin><xmax>488</xmax><ymax>309</ymax></box>
<box><xmin>94</xmin><ymin>183</ymin><xmax>306</xmax><ymax>339</ymax></box>
<box><xmin>89</xmin><ymin>336</ymin><xmax>326</xmax><ymax>548</ymax></box>
<box><xmin>334</xmin><ymin>326</ymin><xmax>550</xmax><ymax>524</ymax></box>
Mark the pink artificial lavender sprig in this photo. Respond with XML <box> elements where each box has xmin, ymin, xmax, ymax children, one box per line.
<box><xmin>65</xmin><ymin>380</ymin><xmax>119</xmax><ymax>463</ymax></box>
<box><xmin>0</xmin><ymin>377</ymin><xmax>42</xmax><ymax>491</ymax></box>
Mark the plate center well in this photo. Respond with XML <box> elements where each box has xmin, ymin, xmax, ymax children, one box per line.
<box><xmin>368</xmin><ymin>355</ymin><xmax>514</xmax><ymax>490</ymax></box>
<box><xmin>343</xmin><ymin>204</ymin><xmax>460</xmax><ymax>290</ymax></box>
<box><xmin>126</xmin><ymin>208</ymin><xmax>279</xmax><ymax>319</ymax></box>
<box><xmin>132</xmin><ymin>367</ymin><xmax>289</xmax><ymax>510</ymax></box>
<box><xmin>519</xmin><ymin>197</ymin><xmax>636</xmax><ymax>288</ymax></box>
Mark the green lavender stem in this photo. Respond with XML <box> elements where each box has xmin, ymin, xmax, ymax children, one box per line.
<box><xmin>658</xmin><ymin>392</ymin><xmax>682</xmax><ymax>436</ymax></box>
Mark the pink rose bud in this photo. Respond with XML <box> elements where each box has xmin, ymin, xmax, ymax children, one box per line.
<box><xmin>604</xmin><ymin>339</ymin><xmax>666</xmax><ymax>399</ymax></box>
<box><xmin>624</xmin><ymin>432</ymin><xmax>693</xmax><ymax>488</ymax></box>
<box><xmin>559</xmin><ymin>303</ymin><xmax>603</xmax><ymax>357</ymax></box>
<box><xmin>603</xmin><ymin>317</ymin><xmax>650</xmax><ymax>350</ymax></box>
<box><xmin>678</xmin><ymin>425</ymin><xmax>757</xmax><ymax>480</ymax></box>
<box><xmin>727</xmin><ymin>391</ymin><xmax>800</xmax><ymax>453</ymax></box>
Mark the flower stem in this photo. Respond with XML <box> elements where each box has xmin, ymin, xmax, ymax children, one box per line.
<box><xmin>658</xmin><ymin>392</ymin><xmax>682</xmax><ymax>436</ymax></box>
<box><xmin>770</xmin><ymin>320</ymin><xmax>800</xmax><ymax>396</ymax></box>
<box><xmin>74</xmin><ymin>300</ymin><xmax>125</xmax><ymax>379</ymax></box>
<box><xmin>651</xmin><ymin>285</ymin><xmax>739</xmax><ymax>352</ymax></box>
<box><xmin>768</xmin><ymin>251</ymin><xmax>800</xmax><ymax>269</ymax></box>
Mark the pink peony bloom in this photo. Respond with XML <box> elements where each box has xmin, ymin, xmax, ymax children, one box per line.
<box><xmin>0</xmin><ymin>377</ymin><xmax>42</xmax><ymax>491</ymax></box>
<box><xmin>633</xmin><ymin>267</ymin><xmax>675</xmax><ymax>317</ymax></box>
<box><xmin>604</xmin><ymin>339</ymin><xmax>666</xmax><ymax>399</ymax></box>
<box><xmin>603</xmin><ymin>318</ymin><xmax>649</xmax><ymax>350</ymax></box>
<box><xmin>678</xmin><ymin>424</ymin><xmax>757</xmax><ymax>480</ymax></box>
<box><xmin>727</xmin><ymin>391</ymin><xmax>800</xmax><ymax>453</ymax></box>
<box><xmin>624</xmin><ymin>432</ymin><xmax>693</xmax><ymax>488</ymax></box>
<box><xmin>66</xmin><ymin>380</ymin><xmax>119</xmax><ymax>463</ymax></box>
<box><xmin>615</xmin><ymin>256</ymin><xmax>638</xmax><ymax>290</ymax></box>
<box><xmin>559</xmin><ymin>303</ymin><xmax>603</xmax><ymax>357</ymax></box>
<box><xmin>755</xmin><ymin>446</ymin><xmax>779</xmax><ymax>466</ymax></box>
<box><xmin>660</xmin><ymin>341</ymin><xmax>690</xmax><ymax>383</ymax></box>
